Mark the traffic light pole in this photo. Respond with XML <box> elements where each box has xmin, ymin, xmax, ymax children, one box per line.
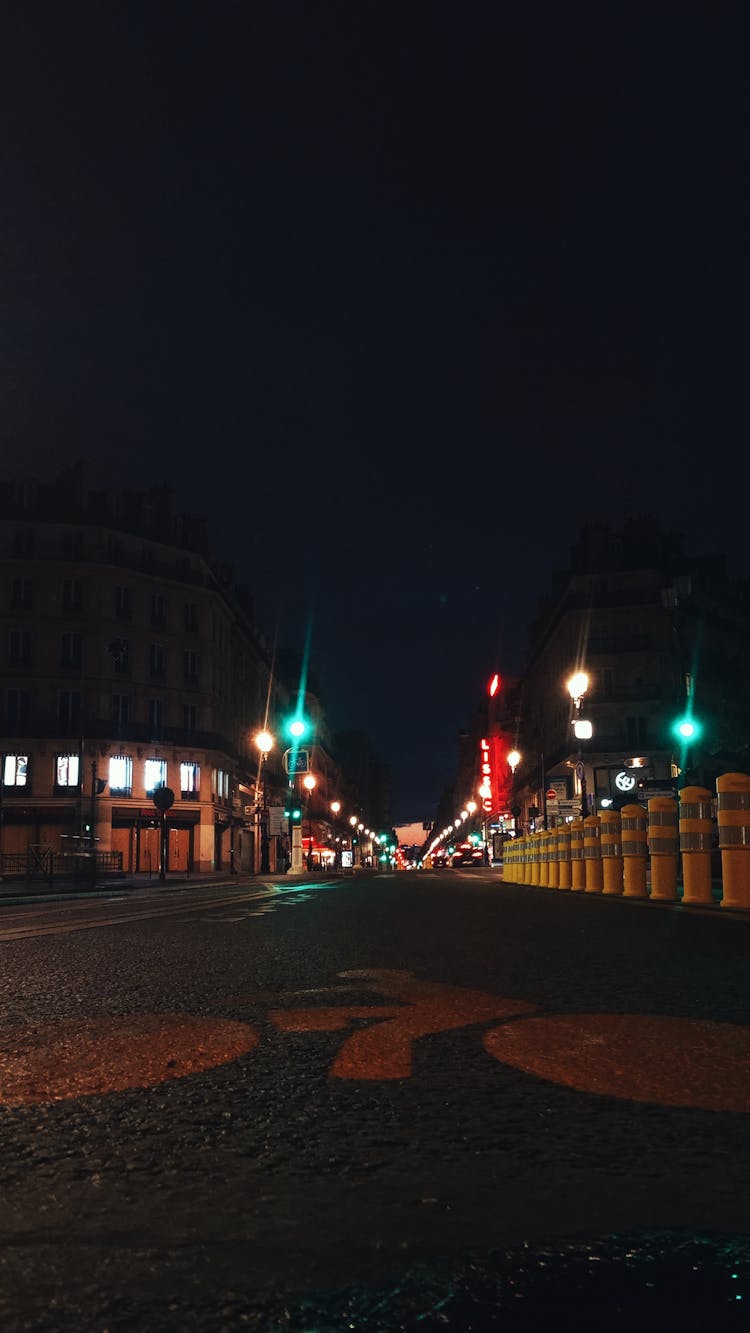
<box><xmin>289</xmin><ymin>781</ymin><xmax>304</xmax><ymax>873</ymax></box>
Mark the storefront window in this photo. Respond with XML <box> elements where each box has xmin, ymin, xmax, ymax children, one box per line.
<box><xmin>180</xmin><ymin>762</ymin><xmax>200</xmax><ymax>799</ymax></box>
<box><xmin>56</xmin><ymin>753</ymin><xmax>80</xmax><ymax>787</ymax></box>
<box><xmin>109</xmin><ymin>754</ymin><xmax>133</xmax><ymax>796</ymax></box>
<box><xmin>3</xmin><ymin>753</ymin><xmax>28</xmax><ymax>786</ymax></box>
<box><xmin>144</xmin><ymin>758</ymin><xmax>167</xmax><ymax>794</ymax></box>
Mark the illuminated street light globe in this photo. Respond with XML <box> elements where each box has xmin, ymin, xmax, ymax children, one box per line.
<box><xmin>507</xmin><ymin>749</ymin><xmax>521</xmax><ymax>773</ymax></box>
<box><xmin>303</xmin><ymin>773</ymin><xmax>316</xmax><ymax>793</ymax></box>
<box><xmin>253</xmin><ymin>729</ymin><xmax>274</xmax><ymax>755</ymax></box>
<box><xmin>567</xmin><ymin>671</ymin><xmax>589</xmax><ymax>704</ymax></box>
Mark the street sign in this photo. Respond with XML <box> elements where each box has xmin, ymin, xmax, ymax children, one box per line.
<box><xmin>152</xmin><ymin>785</ymin><xmax>175</xmax><ymax>811</ymax></box>
<box><xmin>283</xmin><ymin>748</ymin><xmax>310</xmax><ymax>775</ymax></box>
<box><xmin>555</xmin><ymin>799</ymin><xmax>582</xmax><ymax>815</ymax></box>
<box><xmin>575</xmin><ymin>762</ymin><xmax>585</xmax><ymax>781</ymax></box>
<box><xmin>546</xmin><ymin>789</ymin><xmax>557</xmax><ymax>800</ymax></box>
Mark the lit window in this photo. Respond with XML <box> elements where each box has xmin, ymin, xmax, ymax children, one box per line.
<box><xmin>180</xmin><ymin>762</ymin><xmax>200</xmax><ymax>798</ymax></box>
<box><xmin>56</xmin><ymin>753</ymin><xmax>80</xmax><ymax>787</ymax></box>
<box><xmin>109</xmin><ymin>754</ymin><xmax>133</xmax><ymax>795</ymax></box>
<box><xmin>3</xmin><ymin>753</ymin><xmax>28</xmax><ymax>786</ymax></box>
<box><xmin>144</xmin><ymin>758</ymin><xmax>167</xmax><ymax>794</ymax></box>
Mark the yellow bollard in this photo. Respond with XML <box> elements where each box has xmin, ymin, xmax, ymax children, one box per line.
<box><xmin>600</xmin><ymin>809</ymin><xmax>623</xmax><ymax>896</ymax></box>
<box><xmin>621</xmin><ymin>803</ymin><xmax>648</xmax><ymax>898</ymax></box>
<box><xmin>547</xmin><ymin>827</ymin><xmax>559</xmax><ymax>889</ymax></box>
<box><xmin>520</xmin><ymin>836</ymin><xmax>531</xmax><ymax>884</ymax></box>
<box><xmin>557</xmin><ymin>824</ymin><xmax>572</xmax><ymax>890</ymax></box>
<box><xmin>583</xmin><ymin>814</ymin><xmax>603</xmax><ymax>893</ymax></box>
<box><xmin>648</xmin><ymin>796</ymin><xmax>679</xmax><ymax>901</ymax></box>
<box><xmin>717</xmin><ymin>772</ymin><xmax>750</xmax><ymax>911</ymax></box>
<box><xmin>570</xmin><ymin>818</ymin><xmax>585</xmax><ymax>891</ymax></box>
<box><xmin>679</xmin><ymin>786</ymin><xmax>715</xmax><ymax>907</ymax></box>
<box><xmin>505</xmin><ymin>838</ymin><xmax>514</xmax><ymax>882</ymax></box>
<box><xmin>539</xmin><ymin>828</ymin><xmax>550</xmax><ymax>888</ymax></box>
<box><xmin>530</xmin><ymin>832</ymin><xmax>540</xmax><ymax>886</ymax></box>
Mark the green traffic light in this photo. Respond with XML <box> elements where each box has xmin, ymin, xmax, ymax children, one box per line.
<box><xmin>672</xmin><ymin>714</ymin><xmax>702</xmax><ymax>742</ymax></box>
<box><xmin>284</xmin><ymin>714</ymin><xmax>311</xmax><ymax>742</ymax></box>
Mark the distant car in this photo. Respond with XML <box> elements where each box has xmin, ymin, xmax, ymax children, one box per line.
<box><xmin>432</xmin><ymin>851</ymin><xmax>449</xmax><ymax>868</ymax></box>
<box><xmin>450</xmin><ymin>843</ymin><xmax>484</xmax><ymax>867</ymax></box>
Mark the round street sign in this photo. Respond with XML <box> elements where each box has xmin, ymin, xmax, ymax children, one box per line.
<box><xmin>546</xmin><ymin>789</ymin><xmax>558</xmax><ymax>800</ymax></box>
<box><xmin>152</xmin><ymin>785</ymin><xmax>175</xmax><ymax>811</ymax></box>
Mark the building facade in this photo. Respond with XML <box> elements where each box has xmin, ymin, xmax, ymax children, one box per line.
<box><xmin>512</xmin><ymin>517</ymin><xmax>750</xmax><ymax>829</ymax></box>
<box><xmin>0</xmin><ymin>465</ymin><xmax>295</xmax><ymax>876</ymax></box>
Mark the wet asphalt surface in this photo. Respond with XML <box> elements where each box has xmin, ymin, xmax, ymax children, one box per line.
<box><xmin>0</xmin><ymin>868</ymin><xmax>749</xmax><ymax>1330</ymax></box>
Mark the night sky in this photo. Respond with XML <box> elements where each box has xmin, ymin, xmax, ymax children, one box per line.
<box><xmin>2</xmin><ymin>3</ymin><xmax>748</xmax><ymax>823</ymax></box>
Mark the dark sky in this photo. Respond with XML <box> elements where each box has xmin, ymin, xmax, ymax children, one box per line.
<box><xmin>2</xmin><ymin>2</ymin><xmax>749</xmax><ymax>823</ymax></box>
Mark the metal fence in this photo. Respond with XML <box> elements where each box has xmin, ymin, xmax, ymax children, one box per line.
<box><xmin>0</xmin><ymin>849</ymin><xmax>124</xmax><ymax>883</ymax></box>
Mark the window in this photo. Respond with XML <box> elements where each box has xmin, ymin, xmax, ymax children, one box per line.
<box><xmin>13</xmin><ymin>528</ymin><xmax>35</xmax><ymax>556</ymax></box>
<box><xmin>183</xmin><ymin>649</ymin><xmax>199</xmax><ymax>683</ymax></box>
<box><xmin>56</xmin><ymin>753</ymin><xmax>81</xmax><ymax>787</ymax></box>
<box><xmin>63</xmin><ymin>532</ymin><xmax>84</xmax><ymax>559</ymax></box>
<box><xmin>106</xmin><ymin>535</ymin><xmax>122</xmax><ymax>564</ymax></box>
<box><xmin>114</xmin><ymin>585</ymin><xmax>131</xmax><ymax>619</ymax></box>
<box><xmin>2</xmin><ymin>753</ymin><xmax>28</xmax><ymax>787</ymax></box>
<box><xmin>149</xmin><ymin>643</ymin><xmax>165</xmax><ymax>677</ymax></box>
<box><xmin>150</xmin><ymin>593</ymin><xmax>165</xmax><ymax>625</ymax></box>
<box><xmin>180</xmin><ymin>762</ymin><xmax>200</xmax><ymax>799</ymax></box>
<box><xmin>184</xmin><ymin>602</ymin><xmax>198</xmax><ymax>631</ymax></box>
<box><xmin>109</xmin><ymin>754</ymin><xmax>133</xmax><ymax>796</ymax></box>
<box><xmin>60</xmin><ymin>632</ymin><xmax>82</xmax><ymax>668</ymax></box>
<box><xmin>144</xmin><ymin>758</ymin><xmax>168</xmax><ymax>794</ymax></box>
<box><xmin>62</xmin><ymin>578</ymin><xmax>82</xmax><ymax>611</ymax></box>
<box><xmin>212</xmin><ymin>768</ymin><xmax>230</xmax><ymax>800</ymax></box>
<box><xmin>11</xmin><ymin>578</ymin><xmax>32</xmax><ymax>609</ymax></box>
<box><xmin>112</xmin><ymin>693</ymin><xmax>130</xmax><ymax>728</ymax></box>
<box><xmin>148</xmin><ymin>698</ymin><xmax>165</xmax><ymax>734</ymax></box>
<box><xmin>9</xmin><ymin>629</ymin><xmax>31</xmax><ymax>666</ymax></box>
<box><xmin>5</xmin><ymin>688</ymin><xmax>30</xmax><ymax>729</ymax></box>
<box><xmin>58</xmin><ymin>690</ymin><xmax>82</xmax><ymax>727</ymax></box>
<box><xmin>111</xmin><ymin>638</ymin><xmax>130</xmax><ymax>673</ymax></box>
<box><xmin>183</xmin><ymin>703</ymin><xmax>198</xmax><ymax>732</ymax></box>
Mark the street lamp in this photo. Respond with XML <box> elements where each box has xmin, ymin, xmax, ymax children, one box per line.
<box><xmin>507</xmin><ymin>750</ymin><xmax>521</xmax><ymax>834</ymax></box>
<box><xmin>330</xmin><ymin>800</ymin><xmax>341</xmax><ymax>868</ymax></box>
<box><xmin>303</xmin><ymin>773</ymin><xmax>316</xmax><ymax>870</ymax></box>
<box><xmin>567</xmin><ymin>671</ymin><xmax>592</xmax><ymax>818</ymax></box>
<box><xmin>253</xmin><ymin>728</ymin><xmax>275</xmax><ymax>873</ymax></box>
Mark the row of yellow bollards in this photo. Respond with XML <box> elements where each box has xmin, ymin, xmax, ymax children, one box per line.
<box><xmin>502</xmin><ymin>772</ymin><xmax>750</xmax><ymax>911</ymax></box>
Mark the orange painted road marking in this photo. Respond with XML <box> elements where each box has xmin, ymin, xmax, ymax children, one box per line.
<box><xmin>2</xmin><ymin>971</ymin><xmax>749</xmax><ymax>1112</ymax></box>
<box><xmin>270</xmin><ymin>969</ymin><xmax>535</xmax><ymax>1078</ymax></box>
<box><xmin>483</xmin><ymin>1012</ymin><xmax>750</xmax><ymax>1113</ymax></box>
<box><xmin>0</xmin><ymin>1015</ymin><xmax>259</xmax><ymax>1106</ymax></box>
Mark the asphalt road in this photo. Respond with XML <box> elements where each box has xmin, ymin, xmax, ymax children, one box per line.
<box><xmin>1</xmin><ymin>868</ymin><xmax>749</xmax><ymax>1330</ymax></box>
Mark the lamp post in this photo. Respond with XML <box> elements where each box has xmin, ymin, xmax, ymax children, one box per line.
<box><xmin>507</xmin><ymin>749</ymin><xmax>521</xmax><ymax>834</ymax></box>
<box><xmin>330</xmin><ymin>800</ymin><xmax>341</xmax><ymax>869</ymax></box>
<box><xmin>567</xmin><ymin>671</ymin><xmax>592</xmax><ymax>818</ymax></box>
<box><xmin>303</xmin><ymin>773</ymin><xmax>316</xmax><ymax>870</ymax></box>
<box><xmin>253</xmin><ymin>728</ymin><xmax>275</xmax><ymax>873</ymax></box>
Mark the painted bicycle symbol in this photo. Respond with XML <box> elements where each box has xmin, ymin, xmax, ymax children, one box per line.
<box><xmin>1</xmin><ymin>969</ymin><xmax>748</xmax><ymax>1111</ymax></box>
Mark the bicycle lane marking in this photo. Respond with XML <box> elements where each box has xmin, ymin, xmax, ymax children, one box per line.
<box><xmin>0</xmin><ymin>1014</ymin><xmax>259</xmax><ymax>1107</ymax></box>
<box><xmin>269</xmin><ymin>968</ymin><xmax>537</xmax><ymax>1077</ymax></box>
<box><xmin>483</xmin><ymin>1012</ymin><xmax>750</xmax><ymax>1113</ymax></box>
<box><xmin>2</xmin><ymin>970</ymin><xmax>749</xmax><ymax>1112</ymax></box>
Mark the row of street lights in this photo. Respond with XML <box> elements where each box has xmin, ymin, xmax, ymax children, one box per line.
<box><xmin>428</xmin><ymin>669</ymin><xmax>592</xmax><ymax>862</ymax></box>
<box><xmin>251</xmin><ymin>726</ymin><xmax>384</xmax><ymax>873</ymax></box>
